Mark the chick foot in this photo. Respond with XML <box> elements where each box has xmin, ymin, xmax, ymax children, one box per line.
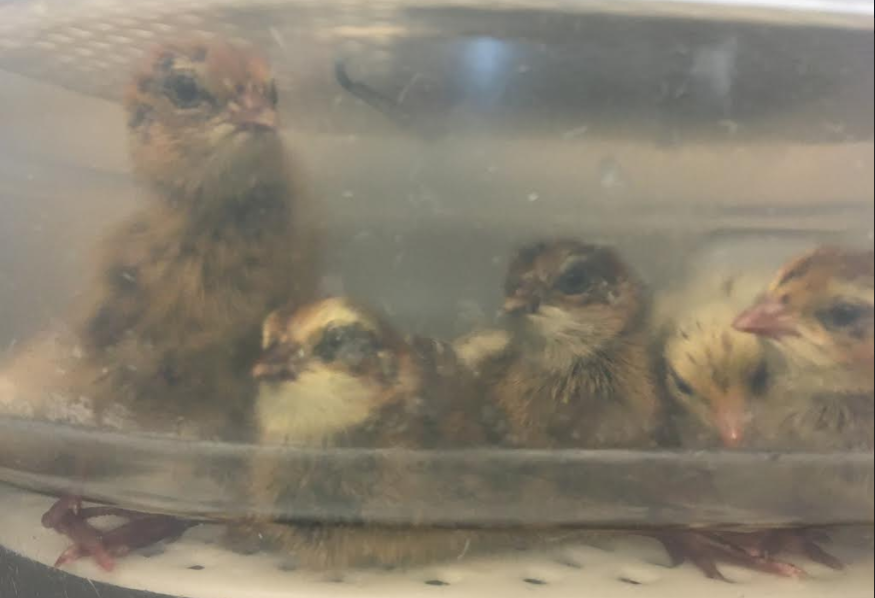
<box><xmin>761</xmin><ymin>528</ymin><xmax>844</xmax><ymax>570</ymax></box>
<box><xmin>701</xmin><ymin>529</ymin><xmax>842</xmax><ymax>571</ymax></box>
<box><xmin>42</xmin><ymin>496</ymin><xmax>195</xmax><ymax>570</ymax></box>
<box><xmin>652</xmin><ymin>530</ymin><xmax>806</xmax><ymax>581</ymax></box>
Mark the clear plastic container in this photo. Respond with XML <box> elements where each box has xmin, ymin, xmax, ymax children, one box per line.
<box><xmin>1</xmin><ymin>0</ymin><xmax>873</xmax><ymax>596</ymax></box>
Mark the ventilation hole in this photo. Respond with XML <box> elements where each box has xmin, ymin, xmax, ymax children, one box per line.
<box><xmin>277</xmin><ymin>560</ymin><xmax>297</xmax><ymax>572</ymax></box>
<box><xmin>555</xmin><ymin>558</ymin><xmax>583</xmax><ymax>569</ymax></box>
<box><xmin>187</xmin><ymin>565</ymin><xmax>204</xmax><ymax>571</ymax></box>
<box><xmin>424</xmin><ymin>579</ymin><xmax>450</xmax><ymax>586</ymax></box>
<box><xmin>619</xmin><ymin>577</ymin><xmax>642</xmax><ymax>585</ymax></box>
<box><xmin>523</xmin><ymin>578</ymin><xmax>548</xmax><ymax>585</ymax></box>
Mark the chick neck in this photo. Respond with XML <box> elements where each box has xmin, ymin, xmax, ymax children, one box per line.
<box><xmin>136</xmin><ymin>127</ymin><xmax>291</xmax><ymax>220</ymax></box>
<box><xmin>256</xmin><ymin>370</ymin><xmax>382</xmax><ymax>447</ymax></box>
<box><xmin>512</xmin><ymin>297</ymin><xmax>649</xmax><ymax>375</ymax></box>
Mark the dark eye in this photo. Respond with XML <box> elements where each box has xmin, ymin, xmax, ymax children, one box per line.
<box><xmin>669</xmin><ymin>367</ymin><xmax>695</xmax><ymax>397</ymax></box>
<box><xmin>267</xmin><ymin>81</ymin><xmax>279</xmax><ymax>106</ymax></box>
<box><xmin>314</xmin><ymin>327</ymin><xmax>345</xmax><ymax>362</ymax></box>
<box><xmin>816</xmin><ymin>302</ymin><xmax>870</xmax><ymax>329</ymax></box>
<box><xmin>313</xmin><ymin>325</ymin><xmax>380</xmax><ymax>367</ymax></box>
<box><xmin>164</xmin><ymin>73</ymin><xmax>203</xmax><ymax>108</ymax></box>
<box><xmin>555</xmin><ymin>264</ymin><xmax>592</xmax><ymax>295</ymax></box>
<box><xmin>749</xmin><ymin>360</ymin><xmax>770</xmax><ymax>395</ymax></box>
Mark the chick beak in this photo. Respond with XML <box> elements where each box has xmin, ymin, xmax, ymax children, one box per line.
<box><xmin>252</xmin><ymin>345</ymin><xmax>300</xmax><ymax>382</ymax></box>
<box><xmin>733</xmin><ymin>297</ymin><xmax>798</xmax><ymax>339</ymax></box>
<box><xmin>714</xmin><ymin>400</ymin><xmax>747</xmax><ymax>448</ymax></box>
<box><xmin>503</xmin><ymin>293</ymin><xmax>541</xmax><ymax>316</ymax></box>
<box><xmin>233</xmin><ymin>91</ymin><xmax>278</xmax><ymax>132</ymax></box>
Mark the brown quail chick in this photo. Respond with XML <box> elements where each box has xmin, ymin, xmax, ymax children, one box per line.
<box><xmin>74</xmin><ymin>39</ymin><xmax>319</xmax><ymax>437</ymax></box>
<box><xmin>38</xmin><ymin>39</ymin><xmax>320</xmax><ymax>569</ymax></box>
<box><xmin>468</xmin><ymin>243</ymin><xmax>664</xmax><ymax>552</ymax></box>
<box><xmin>477</xmin><ymin>240</ymin><xmax>661</xmax><ymax>449</ymax></box>
<box><xmin>227</xmin><ymin>297</ymin><xmax>564</xmax><ymax>571</ymax></box>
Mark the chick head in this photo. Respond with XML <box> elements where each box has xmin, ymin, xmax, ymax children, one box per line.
<box><xmin>125</xmin><ymin>39</ymin><xmax>284</xmax><ymax>199</ymax></box>
<box><xmin>252</xmin><ymin>298</ymin><xmax>416</xmax><ymax>443</ymax></box>
<box><xmin>501</xmin><ymin>240</ymin><xmax>644</xmax><ymax>366</ymax></box>
<box><xmin>734</xmin><ymin>246</ymin><xmax>873</xmax><ymax>392</ymax></box>
<box><xmin>665</xmin><ymin>303</ymin><xmax>772</xmax><ymax>447</ymax></box>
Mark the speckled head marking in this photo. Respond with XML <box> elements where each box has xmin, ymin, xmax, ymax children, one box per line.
<box><xmin>255</xmin><ymin>298</ymin><xmax>405</xmax><ymax>382</ymax></box>
<box><xmin>735</xmin><ymin>246</ymin><xmax>873</xmax><ymax>384</ymax></box>
<box><xmin>253</xmin><ymin>298</ymin><xmax>417</xmax><ymax>444</ymax></box>
<box><xmin>125</xmin><ymin>39</ymin><xmax>284</xmax><ymax>201</ymax></box>
<box><xmin>666</xmin><ymin>304</ymin><xmax>772</xmax><ymax>447</ymax></box>
<box><xmin>502</xmin><ymin>240</ymin><xmax>644</xmax><ymax>363</ymax></box>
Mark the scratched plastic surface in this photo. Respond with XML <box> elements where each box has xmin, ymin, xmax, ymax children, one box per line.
<box><xmin>0</xmin><ymin>0</ymin><xmax>873</xmax><ymax>530</ymax></box>
<box><xmin>0</xmin><ymin>417</ymin><xmax>872</xmax><ymax>527</ymax></box>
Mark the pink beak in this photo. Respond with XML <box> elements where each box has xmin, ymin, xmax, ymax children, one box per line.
<box><xmin>733</xmin><ymin>297</ymin><xmax>798</xmax><ymax>340</ymax></box>
<box><xmin>233</xmin><ymin>91</ymin><xmax>278</xmax><ymax>131</ymax></box>
<box><xmin>715</xmin><ymin>404</ymin><xmax>746</xmax><ymax>448</ymax></box>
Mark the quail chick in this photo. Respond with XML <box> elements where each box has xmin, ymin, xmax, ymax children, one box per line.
<box><xmin>660</xmin><ymin>248</ymin><xmax>874</xmax><ymax>576</ymax></box>
<box><xmin>664</xmin><ymin>303</ymin><xmax>772</xmax><ymax>448</ymax></box>
<box><xmin>662</xmin><ymin>301</ymin><xmax>846</xmax><ymax>576</ymax></box>
<box><xmin>35</xmin><ymin>39</ymin><xmax>320</xmax><ymax>568</ymax></box>
<box><xmin>658</xmin><ymin>277</ymin><xmax>812</xmax><ymax>579</ymax></box>
<box><xmin>476</xmin><ymin>240</ymin><xmax>661</xmax><ymax>449</ymax></box>
<box><xmin>228</xmin><ymin>297</ymin><xmax>561</xmax><ymax>570</ymax></box>
<box><xmin>731</xmin><ymin>246</ymin><xmax>874</xmax><ymax>566</ymax></box>
<box><xmin>660</xmin><ymin>274</ymin><xmax>776</xmax><ymax>448</ymax></box>
<box><xmin>733</xmin><ymin>246</ymin><xmax>874</xmax><ymax>450</ymax></box>
<box><xmin>72</xmin><ymin>39</ymin><xmax>319</xmax><ymax>438</ymax></box>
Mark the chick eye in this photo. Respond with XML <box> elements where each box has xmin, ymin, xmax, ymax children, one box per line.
<box><xmin>314</xmin><ymin>325</ymin><xmax>380</xmax><ymax>364</ymax></box>
<box><xmin>164</xmin><ymin>73</ymin><xmax>203</xmax><ymax>108</ymax></box>
<box><xmin>555</xmin><ymin>264</ymin><xmax>592</xmax><ymax>295</ymax></box>
<box><xmin>816</xmin><ymin>302</ymin><xmax>870</xmax><ymax>329</ymax></box>
<box><xmin>314</xmin><ymin>327</ymin><xmax>345</xmax><ymax>362</ymax></box>
<box><xmin>749</xmin><ymin>360</ymin><xmax>770</xmax><ymax>395</ymax></box>
<box><xmin>669</xmin><ymin>367</ymin><xmax>695</xmax><ymax>397</ymax></box>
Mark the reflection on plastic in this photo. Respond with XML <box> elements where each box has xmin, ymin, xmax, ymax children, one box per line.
<box><xmin>0</xmin><ymin>417</ymin><xmax>871</xmax><ymax>528</ymax></box>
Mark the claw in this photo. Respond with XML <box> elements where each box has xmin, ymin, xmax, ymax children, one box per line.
<box><xmin>655</xmin><ymin>536</ymin><xmax>687</xmax><ymax>568</ymax></box>
<box><xmin>53</xmin><ymin>544</ymin><xmax>86</xmax><ymax>568</ymax></box>
<box><xmin>47</xmin><ymin>503</ymin><xmax>116</xmax><ymax>571</ymax></box>
<box><xmin>649</xmin><ymin>531</ymin><xmax>806</xmax><ymax>582</ymax></box>
<box><xmin>763</xmin><ymin>529</ymin><xmax>844</xmax><ymax>571</ymax></box>
<box><xmin>41</xmin><ymin>496</ymin><xmax>194</xmax><ymax>570</ymax></box>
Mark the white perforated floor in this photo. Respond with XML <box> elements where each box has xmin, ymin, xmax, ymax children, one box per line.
<box><xmin>0</xmin><ymin>484</ymin><xmax>872</xmax><ymax>598</ymax></box>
